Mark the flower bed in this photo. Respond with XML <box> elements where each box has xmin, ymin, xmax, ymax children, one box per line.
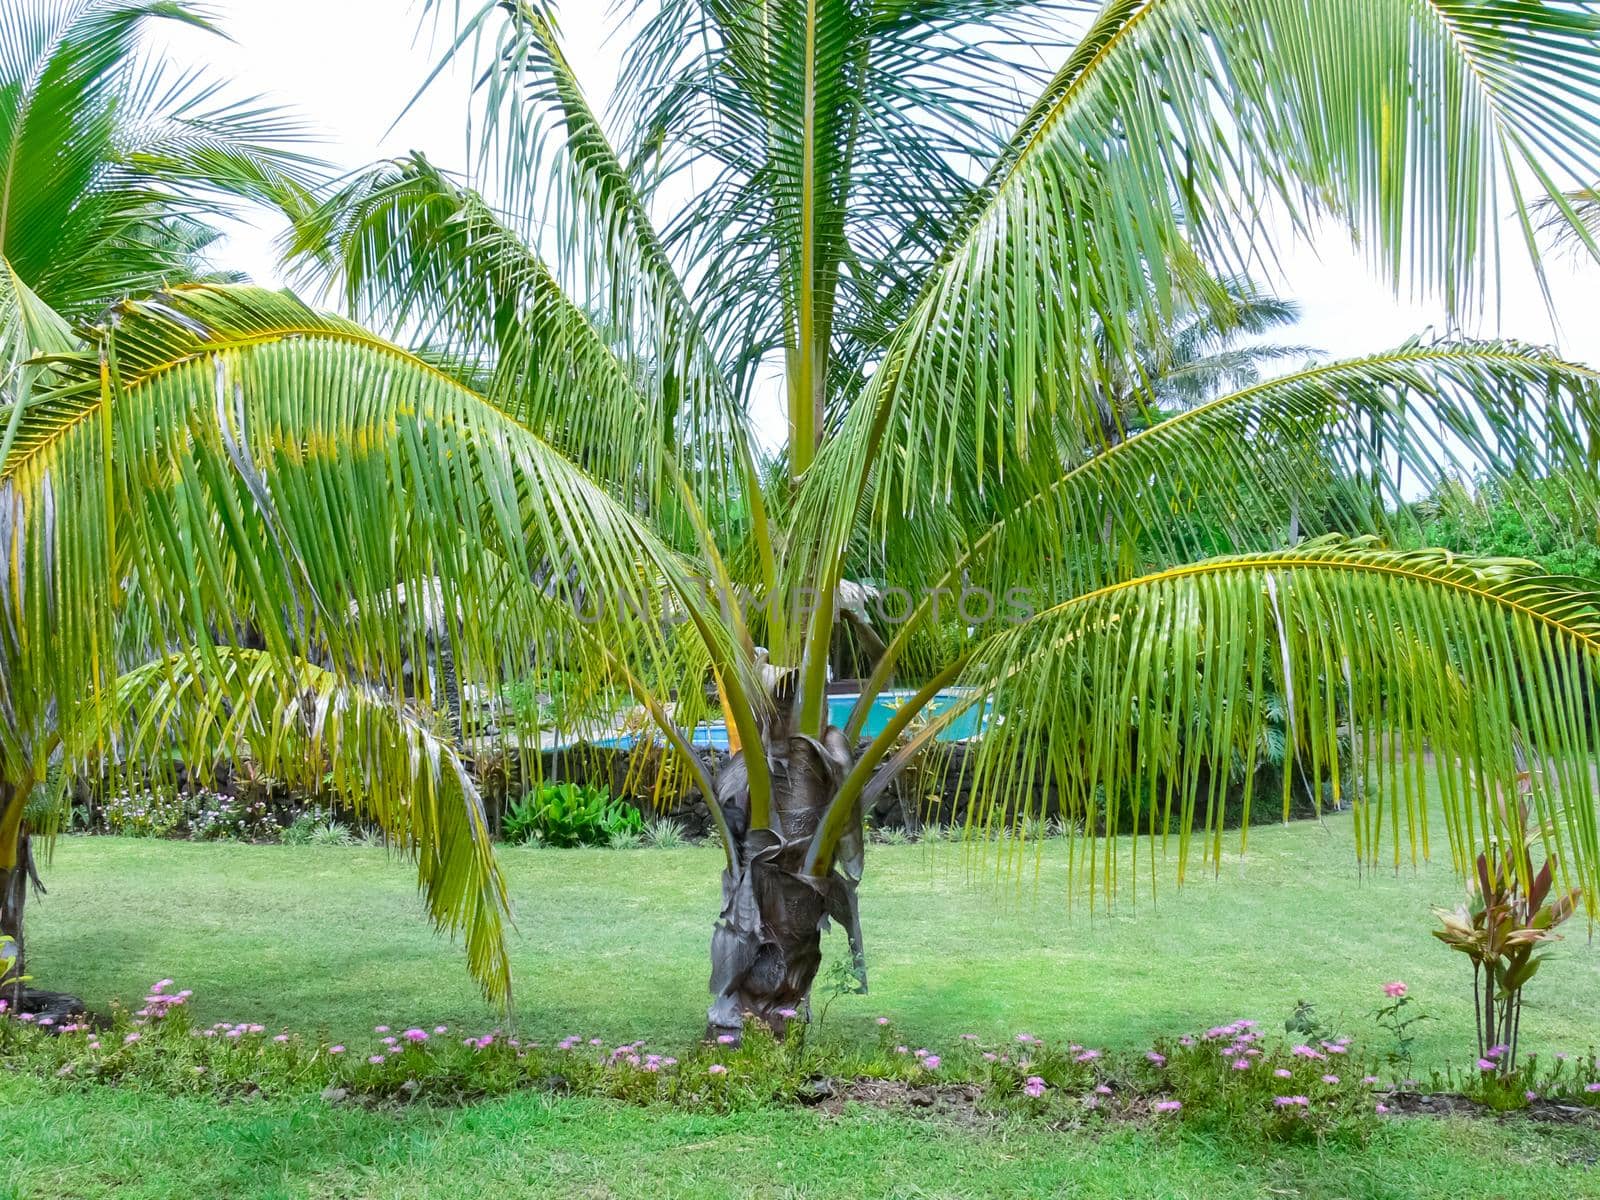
<box><xmin>4</xmin><ymin>980</ymin><xmax>1596</xmax><ymax>1144</ymax></box>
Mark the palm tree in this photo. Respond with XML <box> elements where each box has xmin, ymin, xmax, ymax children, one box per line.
<box><xmin>10</xmin><ymin>0</ymin><xmax>1600</xmax><ymax>1034</ymax></box>
<box><xmin>0</xmin><ymin>0</ymin><xmax>318</xmax><ymax>997</ymax></box>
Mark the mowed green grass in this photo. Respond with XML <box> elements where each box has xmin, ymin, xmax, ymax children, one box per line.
<box><xmin>4</xmin><ymin>1074</ymin><xmax>1600</xmax><ymax>1200</ymax></box>
<box><xmin>13</xmin><ymin>803</ymin><xmax>1600</xmax><ymax>1199</ymax></box>
<box><xmin>28</xmin><ymin>806</ymin><xmax>1600</xmax><ymax>1061</ymax></box>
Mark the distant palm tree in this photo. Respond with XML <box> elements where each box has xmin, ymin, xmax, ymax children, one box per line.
<box><xmin>10</xmin><ymin>0</ymin><xmax>1600</xmax><ymax>1033</ymax></box>
<box><xmin>0</xmin><ymin>0</ymin><xmax>317</xmax><ymax>996</ymax></box>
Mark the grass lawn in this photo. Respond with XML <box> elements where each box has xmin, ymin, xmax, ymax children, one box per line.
<box><xmin>13</xmin><ymin>805</ymin><xmax>1600</xmax><ymax>1198</ymax></box>
<box><xmin>4</xmin><ymin>1074</ymin><xmax>1600</xmax><ymax>1200</ymax></box>
<box><xmin>28</xmin><ymin>809</ymin><xmax>1600</xmax><ymax>1059</ymax></box>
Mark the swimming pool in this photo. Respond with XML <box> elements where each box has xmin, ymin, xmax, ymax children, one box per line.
<box><xmin>592</xmin><ymin>689</ymin><xmax>981</xmax><ymax>750</ymax></box>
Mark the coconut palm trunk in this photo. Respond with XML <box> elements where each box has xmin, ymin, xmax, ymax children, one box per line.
<box><xmin>707</xmin><ymin>710</ymin><xmax>863</xmax><ymax>1037</ymax></box>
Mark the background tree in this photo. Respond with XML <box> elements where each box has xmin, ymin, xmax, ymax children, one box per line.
<box><xmin>0</xmin><ymin>0</ymin><xmax>318</xmax><ymax>999</ymax></box>
<box><xmin>9</xmin><ymin>0</ymin><xmax>1600</xmax><ymax>1036</ymax></box>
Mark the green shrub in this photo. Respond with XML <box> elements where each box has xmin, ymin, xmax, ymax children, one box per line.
<box><xmin>279</xmin><ymin>811</ymin><xmax>323</xmax><ymax>845</ymax></box>
<box><xmin>642</xmin><ymin>817</ymin><xmax>686</xmax><ymax>849</ymax></box>
<box><xmin>503</xmin><ymin>782</ymin><xmax>643</xmax><ymax>847</ymax></box>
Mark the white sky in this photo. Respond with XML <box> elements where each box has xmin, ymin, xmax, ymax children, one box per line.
<box><xmin>153</xmin><ymin>2</ymin><xmax>1599</xmax><ymax>450</ymax></box>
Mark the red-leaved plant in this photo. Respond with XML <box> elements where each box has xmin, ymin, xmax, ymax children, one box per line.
<box><xmin>1432</xmin><ymin>801</ymin><xmax>1582</xmax><ymax>1075</ymax></box>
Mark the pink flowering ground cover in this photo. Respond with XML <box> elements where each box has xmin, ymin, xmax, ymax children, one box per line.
<box><xmin>5</xmin><ymin>979</ymin><xmax>1599</xmax><ymax>1147</ymax></box>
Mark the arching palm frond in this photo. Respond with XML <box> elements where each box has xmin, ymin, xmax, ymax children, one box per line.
<box><xmin>103</xmin><ymin>647</ymin><xmax>514</xmax><ymax>1002</ymax></box>
<box><xmin>785</xmin><ymin>0</ymin><xmax>1600</xmax><ymax>717</ymax></box>
<box><xmin>283</xmin><ymin>156</ymin><xmax>757</xmax><ymax>560</ymax></box>
<box><xmin>0</xmin><ymin>285</ymin><xmax>764</xmax><ymax>987</ymax></box>
<box><xmin>0</xmin><ymin>0</ymin><xmax>320</xmax><ymax>327</ymax></box>
<box><xmin>950</xmin><ymin>541</ymin><xmax>1600</xmax><ymax>896</ymax></box>
<box><xmin>819</xmin><ymin>541</ymin><xmax>1600</xmax><ymax>907</ymax></box>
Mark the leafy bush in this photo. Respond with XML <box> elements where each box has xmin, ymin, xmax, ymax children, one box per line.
<box><xmin>642</xmin><ymin>817</ymin><xmax>686</xmax><ymax>849</ymax></box>
<box><xmin>502</xmin><ymin>782</ymin><xmax>643</xmax><ymax>847</ymax></box>
<box><xmin>279</xmin><ymin>811</ymin><xmax>323</xmax><ymax>845</ymax></box>
<box><xmin>308</xmin><ymin>820</ymin><xmax>356</xmax><ymax>847</ymax></box>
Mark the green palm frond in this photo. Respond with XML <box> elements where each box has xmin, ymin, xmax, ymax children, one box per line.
<box><xmin>103</xmin><ymin>647</ymin><xmax>514</xmax><ymax>1002</ymax></box>
<box><xmin>0</xmin><ymin>1</ymin><xmax>321</xmax><ymax>320</ymax></box>
<box><xmin>613</xmin><ymin>0</ymin><xmax>1075</xmax><ymax>453</ymax></box>
<box><xmin>1537</xmin><ymin>184</ymin><xmax>1600</xmax><ymax>258</ymax></box>
<box><xmin>282</xmin><ymin>156</ymin><xmax>757</xmax><ymax>558</ymax></box>
<box><xmin>0</xmin><ymin>283</ymin><xmax>760</xmax><ymax>827</ymax></box>
<box><xmin>943</xmin><ymin>539</ymin><xmax>1600</xmax><ymax>896</ymax></box>
<box><xmin>411</xmin><ymin>1</ymin><xmax>775</xmax><ymax>583</ymax></box>
<box><xmin>783</xmin><ymin>0</ymin><xmax>1600</xmax><ymax>718</ymax></box>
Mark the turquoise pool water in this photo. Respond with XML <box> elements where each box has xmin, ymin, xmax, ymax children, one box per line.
<box><xmin>593</xmin><ymin>689</ymin><xmax>979</xmax><ymax>750</ymax></box>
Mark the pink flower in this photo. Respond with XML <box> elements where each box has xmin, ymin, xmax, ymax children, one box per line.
<box><xmin>923</xmin><ymin>1055</ymin><xmax>941</xmax><ymax>1070</ymax></box>
<box><xmin>248</xmin><ymin>1024</ymin><xmax>264</xmax><ymax>1034</ymax></box>
<box><xmin>1375</xmin><ymin>1103</ymin><xmax>1391</xmax><ymax>1115</ymax></box>
<box><xmin>1154</xmin><ymin>1100</ymin><xmax>1181</xmax><ymax>1113</ymax></box>
<box><xmin>777</xmin><ymin>1008</ymin><xmax>798</xmax><ymax>1019</ymax></box>
<box><xmin>1361</xmin><ymin>1075</ymin><xmax>1379</xmax><ymax>1085</ymax></box>
<box><xmin>17</xmin><ymin>1013</ymin><xmax>34</xmax><ymax>1023</ymax></box>
<box><xmin>876</xmin><ymin>1017</ymin><xmax>890</xmax><ymax>1026</ymax></box>
<box><xmin>374</xmin><ymin>1026</ymin><xmax>390</xmax><ymax>1034</ymax></box>
<box><xmin>329</xmin><ymin>1046</ymin><xmax>345</xmax><ymax>1054</ymax></box>
<box><xmin>273</xmin><ymin>1034</ymin><xmax>290</xmax><ymax>1043</ymax></box>
<box><xmin>1075</xmin><ymin>1049</ymin><xmax>1101</xmax><ymax>1063</ymax></box>
<box><xmin>1231</xmin><ymin>1059</ymin><xmax>1251</xmax><ymax>1070</ymax></box>
<box><xmin>1094</xmin><ymin>1084</ymin><xmax>1111</xmax><ymax>1095</ymax></box>
<box><xmin>716</xmin><ymin>1034</ymin><xmax>736</xmax><ymax>1045</ymax></box>
<box><xmin>1015</xmin><ymin>1033</ymin><xmax>1037</xmax><ymax>1044</ymax></box>
<box><xmin>402</xmin><ymin>1028</ymin><xmax>428</xmax><ymax>1043</ymax></box>
<box><xmin>1584</xmin><ymin>1083</ymin><xmax>1600</xmax><ymax>1093</ymax></box>
<box><xmin>708</xmin><ymin>1064</ymin><xmax>727</xmax><ymax>1075</ymax></box>
<box><xmin>1146</xmin><ymin>1051</ymin><xmax>1166</xmax><ymax>1066</ymax></box>
<box><xmin>368</xmin><ymin>1055</ymin><xmax>385</xmax><ymax>1064</ymax></box>
<box><xmin>1274</xmin><ymin>1068</ymin><xmax>1292</xmax><ymax>1078</ymax></box>
<box><xmin>1487</xmin><ymin>1044</ymin><xmax>1509</xmax><ymax>1059</ymax></box>
<box><xmin>982</xmin><ymin>1052</ymin><xmax>998</xmax><ymax>1062</ymax></box>
<box><xmin>896</xmin><ymin>1045</ymin><xmax>909</xmax><ymax>1054</ymax></box>
<box><xmin>1525</xmin><ymin>1091</ymin><xmax>1539</xmax><ymax>1101</ymax></box>
<box><xmin>154</xmin><ymin>978</ymin><xmax>174</xmax><ymax>992</ymax></box>
<box><xmin>1274</xmin><ymin>1095</ymin><xmax>1309</xmax><ymax>1107</ymax></box>
<box><xmin>1291</xmin><ymin>1045</ymin><xmax>1324</xmax><ymax>1060</ymax></box>
<box><xmin>382</xmin><ymin>1037</ymin><xmax>397</xmax><ymax>1046</ymax></box>
<box><xmin>1477</xmin><ymin>1058</ymin><xmax>1497</xmax><ymax>1071</ymax></box>
<box><xmin>435</xmin><ymin>1026</ymin><xmax>448</xmax><ymax>1034</ymax></box>
<box><xmin>1023</xmin><ymin>1076</ymin><xmax>1046</xmax><ymax>1098</ymax></box>
<box><xmin>1382</xmin><ymin>981</ymin><xmax>1407</xmax><ymax>999</ymax></box>
<box><xmin>914</xmin><ymin>1048</ymin><xmax>928</xmax><ymax>1058</ymax></box>
<box><xmin>1322</xmin><ymin>1074</ymin><xmax>1340</xmax><ymax>1085</ymax></box>
<box><xmin>589</xmin><ymin>1038</ymin><xmax>603</xmax><ymax>1046</ymax></box>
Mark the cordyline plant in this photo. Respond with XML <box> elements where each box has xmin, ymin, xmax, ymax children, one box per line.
<box><xmin>1433</xmin><ymin>800</ymin><xmax>1583</xmax><ymax>1075</ymax></box>
<box><xmin>6</xmin><ymin>0</ymin><xmax>1600</xmax><ymax>1037</ymax></box>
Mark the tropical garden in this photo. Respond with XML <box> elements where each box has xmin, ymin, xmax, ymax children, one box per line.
<box><xmin>5</xmin><ymin>0</ymin><xmax>1600</xmax><ymax>1195</ymax></box>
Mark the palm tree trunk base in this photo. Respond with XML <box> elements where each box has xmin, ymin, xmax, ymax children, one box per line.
<box><xmin>707</xmin><ymin>850</ymin><xmax>830</xmax><ymax>1040</ymax></box>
